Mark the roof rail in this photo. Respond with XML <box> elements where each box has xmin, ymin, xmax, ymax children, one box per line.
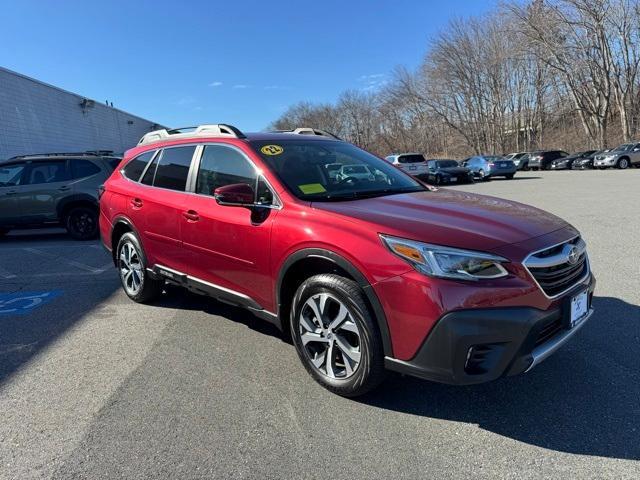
<box><xmin>8</xmin><ymin>150</ymin><xmax>116</xmax><ymax>160</ymax></box>
<box><xmin>138</xmin><ymin>123</ymin><xmax>246</xmax><ymax>146</ymax></box>
<box><xmin>272</xmin><ymin>127</ymin><xmax>341</xmax><ymax>140</ymax></box>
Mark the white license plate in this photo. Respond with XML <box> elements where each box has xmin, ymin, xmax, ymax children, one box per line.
<box><xmin>450</xmin><ymin>177</ymin><xmax>457</xmax><ymax>182</ymax></box>
<box><xmin>570</xmin><ymin>290</ymin><xmax>589</xmax><ymax>327</ymax></box>
<box><xmin>409</xmin><ymin>165</ymin><xmax>417</xmax><ymax>171</ymax></box>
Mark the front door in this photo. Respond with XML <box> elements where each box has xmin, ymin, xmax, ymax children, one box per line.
<box><xmin>18</xmin><ymin>160</ymin><xmax>71</xmax><ymax>224</ymax></box>
<box><xmin>0</xmin><ymin>162</ymin><xmax>26</xmax><ymax>226</ymax></box>
<box><xmin>181</xmin><ymin>143</ymin><xmax>278</xmax><ymax>311</ymax></box>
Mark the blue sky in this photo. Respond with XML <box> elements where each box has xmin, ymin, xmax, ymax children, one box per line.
<box><xmin>0</xmin><ymin>0</ymin><xmax>495</xmax><ymax>131</ymax></box>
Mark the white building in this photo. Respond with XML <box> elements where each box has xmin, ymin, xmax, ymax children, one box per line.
<box><xmin>0</xmin><ymin>66</ymin><xmax>163</xmax><ymax>159</ymax></box>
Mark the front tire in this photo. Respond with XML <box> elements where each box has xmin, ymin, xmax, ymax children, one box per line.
<box><xmin>618</xmin><ymin>158</ymin><xmax>629</xmax><ymax>169</ymax></box>
<box><xmin>290</xmin><ymin>274</ymin><xmax>386</xmax><ymax>397</ymax></box>
<box><xmin>116</xmin><ymin>232</ymin><xmax>163</xmax><ymax>303</ymax></box>
<box><xmin>506</xmin><ymin>173</ymin><xmax>515</xmax><ymax>179</ymax></box>
<box><xmin>65</xmin><ymin>206</ymin><xmax>98</xmax><ymax>240</ymax></box>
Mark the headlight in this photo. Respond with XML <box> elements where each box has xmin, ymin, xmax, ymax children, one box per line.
<box><xmin>604</xmin><ymin>155</ymin><xmax>616</xmax><ymax>160</ymax></box>
<box><xmin>380</xmin><ymin>235</ymin><xmax>509</xmax><ymax>281</ymax></box>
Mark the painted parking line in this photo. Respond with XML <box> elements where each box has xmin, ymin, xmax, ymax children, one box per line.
<box><xmin>0</xmin><ymin>290</ymin><xmax>62</xmax><ymax>316</ymax></box>
<box><xmin>22</xmin><ymin>247</ymin><xmax>104</xmax><ymax>274</ymax></box>
<box><xmin>0</xmin><ymin>265</ymin><xmax>17</xmax><ymax>279</ymax></box>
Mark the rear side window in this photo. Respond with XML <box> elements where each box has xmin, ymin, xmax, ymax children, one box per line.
<box><xmin>153</xmin><ymin>146</ymin><xmax>196</xmax><ymax>191</ymax></box>
<box><xmin>24</xmin><ymin>161</ymin><xmax>70</xmax><ymax>185</ymax></box>
<box><xmin>196</xmin><ymin>145</ymin><xmax>256</xmax><ymax>195</ymax></box>
<box><xmin>398</xmin><ymin>154</ymin><xmax>425</xmax><ymax>164</ymax></box>
<box><xmin>106</xmin><ymin>158</ymin><xmax>121</xmax><ymax>170</ymax></box>
<box><xmin>71</xmin><ymin>160</ymin><xmax>101</xmax><ymax>179</ymax></box>
<box><xmin>122</xmin><ymin>151</ymin><xmax>155</xmax><ymax>181</ymax></box>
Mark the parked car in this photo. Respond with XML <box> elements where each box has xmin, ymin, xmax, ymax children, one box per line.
<box><xmin>463</xmin><ymin>155</ymin><xmax>517</xmax><ymax>180</ymax></box>
<box><xmin>572</xmin><ymin>150</ymin><xmax>607</xmax><ymax>170</ymax></box>
<box><xmin>0</xmin><ymin>151</ymin><xmax>120</xmax><ymax>239</ymax></box>
<box><xmin>528</xmin><ymin>150</ymin><xmax>570</xmax><ymax>170</ymax></box>
<box><xmin>101</xmin><ymin>124</ymin><xmax>595</xmax><ymax>397</ymax></box>
<box><xmin>424</xmin><ymin>159</ymin><xmax>474</xmax><ymax>185</ymax></box>
<box><xmin>514</xmin><ymin>152</ymin><xmax>533</xmax><ymax>171</ymax></box>
<box><xmin>385</xmin><ymin>153</ymin><xmax>429</xmax><ymax>178</ymax></box>
<box><xmin>504</xmin><ymin>152</ymin><xmax>528</xmax><ymax>169</ymax></box>
<box><xmin>593</xmin><ymin>142</ymin><xmax>640</xmax><ymax>169</ymax></box>
<box><xmin>338</xmin><ymin>164</ymin><xmax>375</xmax><ymax>182</ymax></box>
<box><xmin>550</xmin><ymin>150</ymin><xmax>597</xmax><ymax>170</ymax></box>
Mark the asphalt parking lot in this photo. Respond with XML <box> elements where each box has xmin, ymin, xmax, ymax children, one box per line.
<box><xmin>1</xmin><ymin>169</ymin><xmax>639</xmax><ymax>479</ymax></box>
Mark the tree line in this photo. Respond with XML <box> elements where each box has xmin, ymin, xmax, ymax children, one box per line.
<box><xmin>269</xmin><ymin>0</ymin><xmax>640</xmax><ymax>158</ymax></box>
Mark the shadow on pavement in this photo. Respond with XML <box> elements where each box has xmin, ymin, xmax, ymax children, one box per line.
<box><xmin>360</xmin><ymin>295</ymin><xmax>640</xmax><ymax>460</ymax></box>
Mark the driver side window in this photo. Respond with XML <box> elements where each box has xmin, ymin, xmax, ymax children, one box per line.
<box><xmin>196</xmin><ymin>145</ymin><xmax>256</xmax><ymax>196</ymax></box>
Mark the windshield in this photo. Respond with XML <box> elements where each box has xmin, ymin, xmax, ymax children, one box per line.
<box><xmin>397</xmin><ymin>154</ymin><xmax>425</xmax><ymax>164</ymax></box>
<box><xmin>251</xmin><ymin>140</ymin><xmax>426</xmax><ymax>201</ymax></box>
<box><xmin>614</xmin><ymin>143</ymin><xmax>634</xmax><ymax>152</ymax></box>
<box><xmin>484</xmin><ymin>155</ymin><xmax>503</xmax><ymax>161</ymax></box>
<box><xmin>436</xmin><ymin>160</ymin><xmax>459</xmax><ymax>168</ymax></box>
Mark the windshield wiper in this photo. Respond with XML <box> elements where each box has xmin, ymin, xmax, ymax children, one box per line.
<box><xmin>324</xmin><ymin>187</ymin><xmax>425</xmax><ymax>201</ymax></box>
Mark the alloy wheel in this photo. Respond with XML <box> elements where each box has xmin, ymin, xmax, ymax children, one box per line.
<box><xmin>119</xmin><ymin>241</ymin><xmax>144</xmax><ymax>296</ymax></box>
<box><xmin>298</xmin><ymin>293</ymin><xmax>362</xmax><ymax>379</ymax></box>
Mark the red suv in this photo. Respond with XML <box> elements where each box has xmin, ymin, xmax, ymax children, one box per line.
<box><xmin>100</xmin><ymin>124</ymin><xmax>595</xmax><ymax>397</ymax></box>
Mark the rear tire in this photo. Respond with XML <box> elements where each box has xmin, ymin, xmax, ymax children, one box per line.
<box><xmin>116</xmin><ymin>232</ymin><xmax>163</xmax><ymax>303</ymax></box>
<box><xmin>65</xmin><ymin>206</ymin><xmax>98</xmax><ymax>240</ymax></box>
<box><xmin>290</xmin><ymin>274</ymin><xmax>386</xmax><ymax>397</ymax></box>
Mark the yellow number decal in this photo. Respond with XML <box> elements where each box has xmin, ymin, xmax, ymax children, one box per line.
<box><xmin>261</xmin><ymin>145</ymin><xmax>283</xmax><ymax>155</ymax></box>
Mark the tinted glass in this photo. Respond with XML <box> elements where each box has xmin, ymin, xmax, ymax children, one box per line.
<box><xmin>251</xmin><ymin>140</ymin><xmax>424</xmax><ymax>201</ymax></box>
<box><xmin>0</xmin><ymin>163</ymin><xmax>25</xmax><ymax>186</ymax></box>
<box><xmin>153</xmin><ymin>146</ymin><xmax>196</xmax><ymax>191</ymax></box>
<box><xmin>256</xmin><ymin>176</ymin><xmax>275</xmax><ymax>205</ymax></box>
<box><xmin>196</xmin><ymin>145</ymin><xmax>256</xmax><ymax>195</ymax></box>
<box><xmin>122</xmin><ymin>151</ymin><xmax>155</xmax><ymax>181</ymax></box>
<box><xmin>398</xmin><ymin>154</ymin><xmax>425</xmax><ymax>164</ymax></box>
<box><xmin>436</xmin><ymin>160</ymin><xmax>459</xmax><ymax>168</ymax></box>
<box><xmin>106</xmin><ymin>158</ymin><xmax>121</xmax><ymax>170</ymax></box>
<box><xmin>71</xmin><ymin>160</ymin><xmax>101</xmax><ymax>179</ymax></box>
<box><xmin>25</xmin><ymin>161</ymin><xmax>69</xmax><ymax>185</ymax></box>
<box><xmin>141</xmin><ymin>155</ymin><xmax>159</xmax><ymax>185</ymax></box>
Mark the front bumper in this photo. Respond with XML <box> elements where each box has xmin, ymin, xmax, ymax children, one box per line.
<box><xmin>594</xmin><ymin>158</ymin><xmax>616</xmax><ymax>167</ymax></box>
<box><xmin>385</xmin><ymin>274</ymin><xmax>596</xmax><ymax>385</ymax></box>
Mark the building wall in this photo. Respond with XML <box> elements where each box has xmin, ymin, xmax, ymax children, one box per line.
<box><xmin>0</xmin><ymin>67</ymin><xmax>163</xmax><ymax>159</ymax></box>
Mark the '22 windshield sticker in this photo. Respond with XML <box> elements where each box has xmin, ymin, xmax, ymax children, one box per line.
<box><xmin>0</xmin><ymin>291</ymin><xmax>62</xmax><ymax>316</ymax></box>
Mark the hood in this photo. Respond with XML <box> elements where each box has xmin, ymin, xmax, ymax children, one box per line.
<box><xmin>313</xmin><ymin>189</ymin><xmax>568</xmax><ymax>251</ymax></box>
<box><xmin>438</xmin><ymin>167</ymin><xmax>469</xmax><ymax>175</ymax></box>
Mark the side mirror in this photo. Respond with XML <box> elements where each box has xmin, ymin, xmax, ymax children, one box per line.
<box><xmin>214</xmin><ymin>183</ymin><xmax>255</xmax><ymax>206</ymax></box>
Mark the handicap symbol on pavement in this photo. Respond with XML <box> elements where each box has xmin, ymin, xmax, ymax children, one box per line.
<box><xmin>0</xmin><ymin>291</ymin><xmax>62</xmax><ymax>316</ymax></box>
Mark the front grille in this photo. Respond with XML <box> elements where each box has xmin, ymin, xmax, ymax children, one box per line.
<box><xmin>525</xmin><ymin>237</ymin><xmax>589</xmax><ymax>297</ymax></box>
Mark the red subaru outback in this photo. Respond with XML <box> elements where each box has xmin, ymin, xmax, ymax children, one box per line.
<box><xmin>100</xmin><ymin>124</ymin><xmax>595</xmax><ymax>397</ymax></box>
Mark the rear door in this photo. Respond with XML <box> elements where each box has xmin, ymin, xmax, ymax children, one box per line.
<box><xmin>0</xmin><ymin>162</ymin><xmax>27</xmax><ymax>225</ymax></box>
<box><xmin>18</xmin><ymin>160</ymin><xmax>72</xmax><ymax>224</ymax></box>
<box><xmin>128</xmin><ymin>145</ymin><xmax>197</xmax><ymax>273</ymax></box>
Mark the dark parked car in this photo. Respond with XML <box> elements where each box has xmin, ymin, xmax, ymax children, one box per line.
<box><xmin>424</xmin><ymin>159</ymin><xmax>474</xmax><ymax>185</ymax></box>
<box><xmin>528</xmin><ymin>150</ymin><xmax>569</xmax><ymax>170</ymax></box>
<box><xmin>463</xmin><ymin>156</ymin><xmax>517</xmax><ymax>180</ymax></box>
<box><xmin>572</xmin><ymin>150</ymin><xmax>607</xmax><ymax>170</ymax></box>
<box><xmin>550</xmin><ymin>150</ymin><xmax>597</xmax><ymax>170</ymax></box>
<box><xmin>0</xmin><ymin>151</ymin><xmax>120</xmax><ymax>239</ymax></box>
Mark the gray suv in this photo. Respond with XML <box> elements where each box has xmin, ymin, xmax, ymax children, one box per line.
<box><xmin>593</xmin><ymin>142</ymin><xmax>640</xmax><ymax>169</ymax></box>
<box><xmin>0</xmin><ymin>151</ymin><xmax>120</xmax><ymax>239</ymax></box>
